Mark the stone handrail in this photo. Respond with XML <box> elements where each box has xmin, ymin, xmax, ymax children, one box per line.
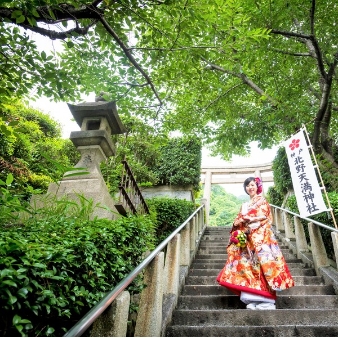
<box><xmin>64</xmin><ymin>204</ymin><xmax>206</xmax><ymax>337</ymax></box>
<box><xmin>270</xmin><ymin>204</ymin><xmax>338</xmax><ymax>293</ymax></box>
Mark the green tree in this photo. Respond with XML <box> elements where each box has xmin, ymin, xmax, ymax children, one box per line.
<box><xmin>2</xmin><ymin>0</ymin><xmax>338</xmax><ymax>173</ymax></box>
<box><xmin>0</xmin><ymin>99</ymin><xmax>78</xmax><ymax>193</ymax></box>
<box><xmin>208</xmin><ymin>185</ymin><xmax>246</xmax><ymax>226</ymax></box>
<box><xmin>0</xmin><ymin>0</ymin><xmax>269</xmax><ymax>146</ymax></box>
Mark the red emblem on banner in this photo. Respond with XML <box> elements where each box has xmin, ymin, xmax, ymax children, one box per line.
<box><xmin>289</xmin><ymin>139</ymin><xmax>300</xmax><ymax>151</ymax></box>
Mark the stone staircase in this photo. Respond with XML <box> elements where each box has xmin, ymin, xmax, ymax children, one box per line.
<box><xmin>166</xmin><ymin>226</ymin><xmax>338</xmax><ymax>337</ymax></box>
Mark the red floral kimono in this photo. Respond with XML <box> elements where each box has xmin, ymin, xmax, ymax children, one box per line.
<box><xmin>217</xmin><ymin>195</ymin><xmax>295</xmax><ymax>300</ymax></box>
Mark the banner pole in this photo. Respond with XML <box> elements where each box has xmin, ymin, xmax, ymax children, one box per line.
<box><xmin>301</xmin><ymin>124</ymin><xmax>338</xmax><ymax>229</ymax></box>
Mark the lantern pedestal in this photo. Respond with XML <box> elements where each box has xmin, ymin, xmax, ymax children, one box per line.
<box><xmin>31</xmin><ymin>101</ymin><xmax>126</xmax><ymax>220</ymax></box>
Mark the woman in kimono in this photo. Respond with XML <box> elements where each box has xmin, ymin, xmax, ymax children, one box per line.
<box><xmin>217</xmin><ymin>176</ymin><xmax>295</xmax><ymax>310</ymax></box>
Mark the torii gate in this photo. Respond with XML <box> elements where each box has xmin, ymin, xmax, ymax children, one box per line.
<box><xmin>200</xmin><ymin>162</ymin><xmax>273</xmax><ymax>224</ymax></box>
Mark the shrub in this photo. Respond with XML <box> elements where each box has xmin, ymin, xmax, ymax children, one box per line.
<box><xmin>266</xmin><ymin>185</ymin><xmax>284</xmax><ymax>206</ymax></box>
<box><xmin>154</xmin><ymin>137</ymin><xmax>202</xmax><ymax>192</ymax></box>
<box><xmin>271</xmin><ymin>146</ymin><xmax>292</xmax><ymax>196</ymax></box>
<box><xmin>146</xmin><ymin>197</ymin><xmax>196</xmax><ymax>244</ymax></box>
<box><xmin>0</xmin><ymin>195</ymin><xmax>156</xmax><ymax>337</ymax></box>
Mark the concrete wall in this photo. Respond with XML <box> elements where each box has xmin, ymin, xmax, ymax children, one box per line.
<box><xmin>141</xmin><ymin>185</ymin><xmax>194</xmax><ymax>202</ymax></box>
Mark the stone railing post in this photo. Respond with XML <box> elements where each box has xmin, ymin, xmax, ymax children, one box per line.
<box><xmin>201</xmin><ymin>197</ymin><xmax>210</xmax><ymax>225</ymax></box>
<box><xmin>308</xmin><ymin>222</ymin><xmax>330</xmax><ymax>275</ymax></box>
<box><xmin>199</xmin><ymin>207</ymin><xmax>204</xmax><ymax>233</ymax></box>
<box><xmin>161</xmin><ymin>234</ymin><xmax>181</xmax><ymax>336</ymax></box>
<box><xmin>163</xmin><ymin>234</ymin><xmax>181</xmax><ymax>300</ymax></box>
<box><xmin>202</xmin><ymin>171</ymin><xmax>212</xmax><ymax>225</ymax></box>
<box><xmin>283</xmin><ymin>211</ymin><xmax>295</xmax><ymax>239</ymax></box>
<box><xmin>195</xmin><ymin>212</ymin><xmax>199</xmax><ymax>240</ymax></box>
<box><xmin>134</xmin><ymin>252</ymin><xmax>164</xmax><ymax>337</ymax></box>
<box><xmin>180</xmin><ymin>223</ymin><xmax>190</xmax><ymax>266</ymax></box>
<box><xmin>90</xmin><ymin>291</ymin><xmax>130</xmax><ymax>337</ymax></box>
<box><xmin>331</xmin><ymin>232</ymin><xmax>338</xmax><ymax>267</ymax></box>
<box><xmin>294</xmin><ymin>216</ymin><xmax>308</xmax><ymax>259</ymax></box>
<box><xmin>190</xmin><ymin>217</ymin><xmax>196</xmax><ymax>260</ymax></box>
<box><xmin>274</xmin><ymin>208</ymin><xmax>283</xmax><ymax>233</ymax></box>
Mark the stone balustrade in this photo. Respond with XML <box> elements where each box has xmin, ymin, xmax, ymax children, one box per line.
<box><xmin>271</xmin><ymin>205</ymin><xmax>338</xmax><ymax>294</ymax></box>
<box><xmin>88</xmin><ymin>204</ymin><xmax>206</xmax><ymax>337</ymax></box>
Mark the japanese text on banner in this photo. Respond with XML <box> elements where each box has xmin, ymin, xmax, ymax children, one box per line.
<box><xmin>284</xmin><ymin>129</ymin><xmax>327</xmax><ymax>218</ymax></box>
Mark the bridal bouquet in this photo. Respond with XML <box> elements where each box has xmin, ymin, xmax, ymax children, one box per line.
<box><xmin>230</xmin><ymin>230</ymin><xmax>247</xmax><ymax>248</ymax></box>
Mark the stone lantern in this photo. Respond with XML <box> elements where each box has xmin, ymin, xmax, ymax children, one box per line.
<box><xmin>44</xmin><ymin>101</ymin><xmax>126</xmax><ymax>219</ymax></box>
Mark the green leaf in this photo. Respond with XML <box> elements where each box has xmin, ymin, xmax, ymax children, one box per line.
<box><xmin>31</xmin><ymin>8</ymin><xmax>40</xmax><ymax>18</ymax></box>
<box><xmin>16</xmin><ymin>15</ymin><xmax>26</xmax><ymax>24</ymax></box>
<box><xmin>11</xmin><ymin>10</ymin><xmax>22</xmax><ymax>19</ymax></box>
<box><xmin>67</xmin><ymin>41</ymin><xmax>74</xmax><ymax>48</ymax></box>
<box><xmin>6</xmin><ymin>173</ymin><xmax>14</xmax><ymax>185</ymax></box>
<box><xmin>48</xmin><ymin>8</ymin><xmax>56</xmax><ymax>20</ymax></box>
<box><xmin>18</xmin><ymin>287</ymin><xmax>29</xmax><ymax>297</ymax></box>
<box><xmin>32</xmin><ymin>262</ymin><xmax>46</xmax><ymax>268</ymax></box>
<box><xmin>27</xmin><ymin>16</ymin><xmax>37</xmax><ymax>27</ymax></box>
<box><xmin>2</xmin><ymin>279</ymin><xmax>18</xmax><ymax>287</ymax></box>
<box><xmin>46</xmin><ymin>327</ymin><xmax>55</xmax><ymax>335</ymax></box>
<box><xmin>13</xmin><ymin>314</ymin><xmax>21</xmax><ymax>325</ymax></box>
<box><xmin>9</xmin><ymin>294</ymin><xmax>18</xmax><ymax>305</ymax></box>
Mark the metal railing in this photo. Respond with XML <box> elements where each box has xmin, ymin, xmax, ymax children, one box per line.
<box><xmin>115</xmin><ymin>160</ymin><xmax>150</xmax><ymax>216</ymax></box>
<box><xmin>64</xmin><ymin>203</ymin><xmax>206</xmax><ymax>337</ymax></box>
<box><xmin>270</xmin><ymin>204</ymin><xmax>338</xmax><ymax>278</ymax></box>
<box><xmin>270</xmin><ymin>204</ymin><xmax>338</xmax><ymax>233</ymax></box>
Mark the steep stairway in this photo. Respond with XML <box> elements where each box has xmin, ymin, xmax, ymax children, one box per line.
<box><xmin>166</xmin><ymin>226</ymin><xmax>338</xmax><ymax>337</ymax></box>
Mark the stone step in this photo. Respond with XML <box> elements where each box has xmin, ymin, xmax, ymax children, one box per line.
<box><xmin>194</xmin><ymin>254</ymin><xmax>303</xmax><ymax>263</ymax></box>
<box><xmin>166</xmin><ymin>227</ymin><xmax>337</xmax><ymax>337</ymax></box>
<box><xmin>187</xmin><ymin>267</ymin><xmax>316</xmax><ymax>277</ymax></box>
<box><xmin>185</xmin><ymin>275</ymin><xmax>323</xmax><ymax>286</ymax></box>
<box><xmin>169</xmin><ymin>309</ymin><xmax>338</xmax><ymax>326</ymax></box>
<box><xmin>181</xmin><ymin>284</ymin><xmax>336</xmax><ymax>296</ymax></box>
<box><xmin>196</xmin><ymin>249</ymin><xmax>296</xmax><ymax>260</ymax></box>
<box><xmin>191</xmin><ymin>259</ymin><xmax>306</xmax><ymax>269</ymax></box>
<box><xmin>191</xmin><ymin>261</ymin><xmax>307</xmax><ymax>270</ymax></box>
<box><xmin>166</xmin><ymin>324</ymin><xmax>338</xmax><ymax>337</ymax></box>
<box><xmin>202</xmin><ymin>235</ymin><xmax>230</xmax><ymax>241</ymax></box>
<box><xmin>176</xmin><ymin>294</ymin><xmax>338</xmax><ymax>309</ymax></box>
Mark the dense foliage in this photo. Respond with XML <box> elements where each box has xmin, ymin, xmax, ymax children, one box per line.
<box><xmin>154</xmin><ymin>137</ymin><xmax>202</xmax><ymax>191</ymax></box>
<box><xmin>0</xmin><ymin>188</ymin><xmax>156</xmax><ymax>337</ymax></box>
<box><xmin>0</xmin><ymin>99</ymin><xmax>79</xmax><ymax>195</ymax></box>
<box><xmin>3</xmin><ymin>0</ymin><xmax>338</xmax><ymax>173</ymax></box>
<box><xmin>208</xmin><ymin>185</ymin><xmax>247</xmax><ymax>226</ymax></box>
<box><xmin>146</xmin><ymin>197</ymin><xmax>196</xmax><ymax>244</ymax></box>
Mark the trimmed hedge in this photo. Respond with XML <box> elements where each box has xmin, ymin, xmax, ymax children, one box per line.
<box><xmin>0</xmin><ymin>203</ymin><xmax>156</xmax><ymax>337</ymax></box>
<box><xmin>146</xmin><ymin>197</ymin><xmax>196</xmax><ymax>244</ymax></box>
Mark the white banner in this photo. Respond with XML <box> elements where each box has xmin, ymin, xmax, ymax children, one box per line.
<box><xmin>284</xmin><ymin>129</ymin><xmax>327</xmax><ymax>218</ymax></box>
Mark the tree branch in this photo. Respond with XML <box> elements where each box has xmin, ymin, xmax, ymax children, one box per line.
<box><xmin>269</xmin><ymin>48</ymin><xmax>311</xmax><ymax>57</ymax></box>
<box><xmin>0</xmin><ymin>4</ymin><xmax>102</xmax><ymax>24</ymax></box>
<box><xmin>201</xmin><ymin>83</ymin><xmax>243</xmax><ymax>113</ymax></box>
<box><xmin>128</xmin><ymin>46</ymin><xmax>222</xmax><ymax>51</ymax></box>
<box><xmin>98</xmin><ymin>15</ymin><xmax>162</xmax><ymax>105</ymax></box>
<box><xmin>202</xmin><ymin>58</ymin><xmax>278</xmax><ymax>107</ymax></box>
<box><xmin>21</xmin><ymin>21</ymin><xmax>97</xmax><ymax>40</ymax></box>
<box><xmin>270</xmin><ymin>29</ymin><xmax>311</xmax><ymax>39</ymax></box>
<box><xmin>271</xmin><ymin>28</ymin><xmax>327</xmax><ymax>80</ymax></box>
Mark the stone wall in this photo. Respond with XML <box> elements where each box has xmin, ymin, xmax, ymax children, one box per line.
<box><xmin>140</xmin><ymin>185</ymin><xmax>194</xmax><ymax>202</ymax></box>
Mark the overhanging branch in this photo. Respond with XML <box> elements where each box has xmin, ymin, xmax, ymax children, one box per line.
<box><xmin>202</xmin><ymin>57</ymin><xmax>278</xmax><ymax>107</ymax></box>
<box><xmin>98</xmin><ymin>15</ymin><xmax>162</xmax><ymax>105</ymax></box>
<box><xmin>21</xmin><ymin>21</ymin><xmax>97</xmax><ymax>40</ymax></box>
